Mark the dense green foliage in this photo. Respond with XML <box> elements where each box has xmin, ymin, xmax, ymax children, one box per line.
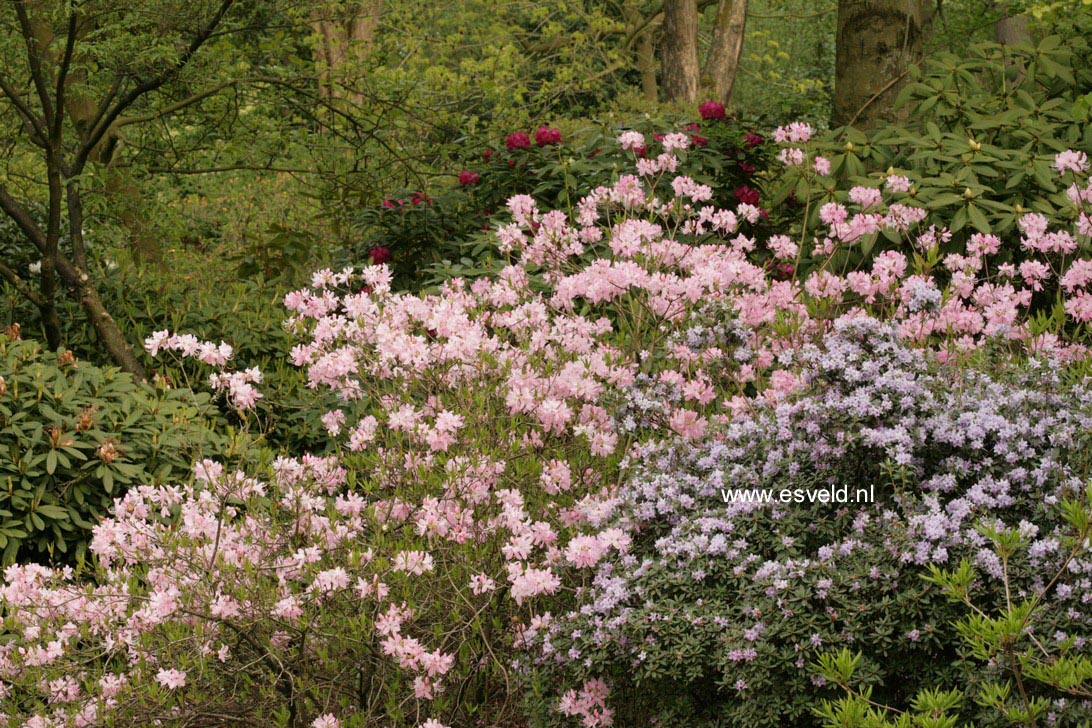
<box><xmin>0</xmin><ymin>334</ymin><xmax>217</xmax><ymax>564</ymax></box>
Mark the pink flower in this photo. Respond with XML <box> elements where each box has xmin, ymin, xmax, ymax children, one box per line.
<box><xmin>506</xmin><ymin>131</ymin><xmax>531</xmax><ymax>150</ymax></box>
<box><xmin>469</xmin><ymin>573</ymin><xmax>496</xmax><ymax>594</ymax></box>
<box><xmin>698</xmin><ymin>100</ymin><xmax>726</xmax><ymax>120</ymax></box>
<box><xmin>773</xmin><ymin>121</ymin><xmax>813</xmax><ymax>143</ymax></box>
<box><xmin>155</xmin><ymin>669</ymin><xmax>187</xmax><ymax>690</ymax></box>
<box><xmin>393</xmin><ymin>550</ymin><xmax>435</xmax><ymax>575</ymax></box>
<box><xmin>778</xmin><ymin>147</ymin><xmax>804</xmax><ymax>166</ymax></box>
<box><xmin>669</xmin><ymin>409</ymin><xmax>707</xmax><ymax>440</ymax></box>
<box><xmin>660</xmin><ymin>132</ymin><xmax>690</xmax><ymax>152</ymax></box>
<box><xmin>565</xmin><ymin>535</ymin><xmax>608</xmax><ymax>568</ymax></box>
<box><xmin>1054</xmin><ymin>149</ymin><xmax>1089</xmax><ymax>175</ymax></box>
<box><xmin>457</xmin><ymin>170</ymin><xmax>480</xmax><ymax>186</ymax></box>
<box><xmin>813</xmin><ymin>156</ymin><xmax>831</xmax><ymax>175</ymax></box>
<box><xmin>618</xmin><ymin>131</ymin><xmax>645</xmax><ymax>150</ymax></box>
<box><xmin>886</xmin><ymin>175</ymin><xmax>912</xmax><ymax>193</ymax></box>
<box><xmin>534</xmin><ymin>125</ymin><xmax>562</xmax><ymax>146</ymax></box>
<box><xmin>849</xmin><ymin>186</ymin><xmax>883</xmax><ymax>209</ymax></box>
<box><xmin>312</xmin><ymin>716</ymin><xmax>340</xmax><ymax>728</ymax></box>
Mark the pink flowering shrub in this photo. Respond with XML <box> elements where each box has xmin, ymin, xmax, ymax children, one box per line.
<box><xmin>2</xmin><ymin>126</ymin><xmax>1092</xmax><ymax>726</ymax></box>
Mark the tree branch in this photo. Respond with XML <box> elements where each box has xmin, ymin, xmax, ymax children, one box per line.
<box><xmin>75</xmin><ymin>0</ymin><xmax>237</xmax><ymax>174</ymax></box>
<box><xmin>0</xmin><ymin>185</ymin><xmax>47</xmax><ymax>253</ymax></box>
<box><xmin>11</xmin><ymin>0</ymin><xmax>56</xmax><ymax>130</ymax></box>
<box><xmin>111</xmin><ymin>76</ymin><xmax>279</xmax><ymax>129</ymax></box>
<box><xmin>52</xmin><ymin>7</ymin><xmax>80</xmax><ymax>144</ymax></box>
<box><xmin>0</xmin><ymin>76</ymin><xmax>47</xmax><ymax>146</ymax></box>
<box><xmin>0</xmin><ymin>259</ymin><xmax>44</xmax><ymax>306</ymax></box>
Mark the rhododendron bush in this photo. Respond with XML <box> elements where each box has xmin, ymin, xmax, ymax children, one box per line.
<box><xmin>2</xmin><ymin>130</ymin><xmax>1092</xmax><ymax>727</ymax></box>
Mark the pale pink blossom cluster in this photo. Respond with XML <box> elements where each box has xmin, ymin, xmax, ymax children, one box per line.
<box><xmin>145</xmin><ymin>329</ymin><xmax>264</xmax><ymax>409</ymax></box>
<box><xmin>558</xmin><ymin>678</ymin><xmax>614</xmax><ymax>727</ymax></box>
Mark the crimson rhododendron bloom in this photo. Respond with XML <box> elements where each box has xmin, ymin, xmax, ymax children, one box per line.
<box><xmin>534</xmin><ymin>125</ymin><xmax>562</xmax><ymax>146</ymax></box>
<box><xmin>368</xmin><ymin>246</ymin><xmax>392</xmax><ymax>265</ymax></box>
<box><xmin>506</xmin><ymin>131</ymin><xmax>531</xmax><ymax>150</ymax></box>
<box><xmin>699</xmin><ymin>100</ymin><xmax>726</xmax><ymax>120</ymax></box>
<box><xmin>744</xmin><ymin>131</ymin><xmax>764</xmax><ymax>148</ymax></box>
<box><xmin>458</xmin><ymin>170</ymin><xmax>480</xmax><ymax>186</ymax></box>
<box><xmin>734</xmin><ymin>185</ymin><xmax>760</xmax><ymax>206</ymax></box>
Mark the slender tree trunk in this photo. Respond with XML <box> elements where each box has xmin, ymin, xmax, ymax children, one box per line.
<box><xmin>311</xmin><ymin>0</ymin><xmax>382</xmax><ymax>107</ymax></box>
<box><xmin>638</xmin><ymin>30</ymin><xmax>659</xmax><ymax>101</ymax></box>
<box><xmin>625</xmin><ymin>0</ymin><xmax>659</xmax><ymax>102</ymax></box>
<box><xmin>662</xmin><ymin>0</ymin><xmax>700</xmax><ymax>103</ymax></box>
<box><xmin>834</xmin><ymin>0</ymin><xmax>924</xmax><ymax>128</ymax></box>
<box><xmin>702</xmin><ymin>0</ymin><xmax>748</xmax><ymax>103</ymax></box>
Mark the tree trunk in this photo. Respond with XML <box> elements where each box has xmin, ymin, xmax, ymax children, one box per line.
<box><xmin>625</xmin><ymin>0</ymin><xmax>659</xmax><ymax>102</ymax></box>
<box><xmin>638</xmin><ymin>30</ymin><xmax>659</xmax><ymax>102</ymax></box>
<box><xmin>311</xmin><ymin>0</ymin><xmax>382</xmax><ymax>107</ymax></box>
<box><xmin>702</xmin><ymin>0</ymin><xmax>748</xmax><ymax>104</ymax></box>
<box><xmin>661</xmin><ymin>0</ymin><xmax>700</xmax><ymax>103</ymax></box>
<box><xmin>56</xmin><ymin>255</ymin><xmax>148</xmax><ymax>380</ymax></box>
<box><xmin>994</xmin><ymin>2</ymin><xmax>1030</xmax><ymax>46</ymax></box>
<box><xmin>833</xmin><ymin>0</ymin><xmax>924</xmax><ymax>128</ymax></box>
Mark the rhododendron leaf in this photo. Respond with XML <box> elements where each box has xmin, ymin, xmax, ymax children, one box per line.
<box><xmin>950</xmin><ymin>207</ymin><xmax>968</xmax><ymax>232</ymax></box>
<box><xmin>966</xmin><ymin>204</ymin><xmax>991</xmax><ymax>233</ymax></box>
<box><xmin>35</xmin><ymin>505</ymin><xmax>68</xmax><ymax>520</ymax></box>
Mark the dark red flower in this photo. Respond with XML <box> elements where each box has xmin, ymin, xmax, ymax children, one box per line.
<box><xmin>683</xmin><ymin>123</ymin><xmax>701</xmax><ymax>132</ymax></box>
<box><xmin>368</xmin><ymin>246</ymin><xmax>392</xmax><ymax>265</ymax></box>
<box><xmin>690</xmin><ymin>134</ymin><xmax>708</xmax><ymax>148</ymax></box>
<box><xmin>381</xmin><ymin>198</ymin><xmax>399</xmax><ymax>209</ymax></box>
<box><xmin>588</xmin><ymin>148</ymin><xmax>601</xmax><ymax>158</ymax></box>
<box><xmin>699</xmin><ymin>100</ymin><xmax>727</xmax><ymax>120</ymax></box>
<box><xmin>734</xmin><ymin>185</ymin><xmax>760</xmax><ymax>206</ymax></box>
<box><xmin>738</xmin><ymin>161</ymin><xmax>756</xmax><ymax>177</ymax></box>
<box><xmin>633</xmin><ymin>145</ymin><xmax>648</xmax><ymax>158</ymax></box>
<box><xmin>483</xmin><ymin>148</ymin><xmax>495</xmax><ymax>162</ymax></box>
<box><xmin>534</xmin><ymin>125</ymin><xmax>562</xmax><ymax>146</ymax></box>
<box><xmin>458</xmin><ymin>170</ymin><xmax>480</xmax><ymax>186</ymax></box>
<box><xmin>506</xmin><ymin>132</ymin><xmax>531</xmax><ymax>150</ymax></box>
<box><xmin>744</xmin><ymin>132</ymin><xmax>764</xmax><ymax>148</ymax></box>
<box><xmin>653</xmin><ymin>133</ymin><xmax>665</xmax><ymax>142</ymax></box>
<box><xmin>410</xmin><ymin>193</ymin><xmax>430</xmax><ymax>205</ymax></box>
